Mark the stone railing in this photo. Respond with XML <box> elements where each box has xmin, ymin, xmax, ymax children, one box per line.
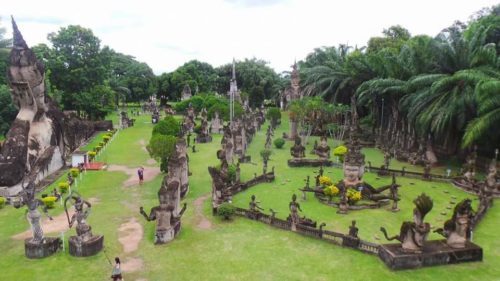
<box><xmin>228</xmin><ymin>170</ymin><xmax>275</xmax><ymax>196</ymax></box>
<box><xmin>233</xmin><ymin>207</ymin><xmax>380</xmax><ymax>255</ymax></box>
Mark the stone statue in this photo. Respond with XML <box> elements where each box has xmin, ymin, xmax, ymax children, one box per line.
<box><xmin>380</xmin><ymin>193</ymin><xmax>433</xmax><ymax>252</ymax></box>
<box><xmin>181</xmin><ymin>84</ymin><xmax>192</xmax><ymax>101</ymax></box>
<box><xmin>315</xmin><ymin>136</ymin><xmax>330</xmax><ymax>159</ymax></box>
<box><xmin>390</xmin><ymin>174</ymin><xmax>400</xmax><ymax>212</ymax></box>
<box><xmin>168</xmin><ymin>138</ymin><xmax>189</xmax><ymax>198</ymax></box>
<box><xmin>435</xmin><ymin>199</ymin><xmax>474</xmax><ymax>248</ymax></box>
<box><xmin>485</xmin><ymin>158</ymin><xmax>499</xmax><ymax>191</ymax></box>
<box><xmin>288</xmin><ymin>194</ymin><xmax>302</xmax><ymax>230</ymax></box>
<box><xmin>64</xmin><ymin>192</ymin><xmax>104</xmax><ymax>256</ymax></box>
<box><xmin>290</xmin><ymin>137</ymin><xmax>306</xmax><ymax>158</ymax></box>
<box><xmin>0</xmin><ymin>18</ymin><xmax>95</xmax><ymax>195</ymax></box>
<box><xmin>348</xmin><ymin>220</ymin><xmax>359</xmax><ymax>238</ymax></box>
<box><xmin>17</xmin><ymin>179</ymin><xmax>61</xmax><ymax>258</ymax></box>
<box><xmin>249</xmin><ymin>195</ymin><xmax>264</xmax><ymax>213</ymax></box>
<box><xmin>210</xmin><ymin>111</ymin><xmax>223</xmax><ymax>134</ymax></box>
<box><xmin>140</xmin><ymin>180</ymin><xmax>187</xmax><ymax>244</ymax></box>
<box><xmin>221</xmin><ymin>125</ymin><xmax>234</xmax><ymax>163</ymax></box>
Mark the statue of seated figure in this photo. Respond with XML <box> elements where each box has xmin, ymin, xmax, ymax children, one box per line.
<box><xmin>315</xmin><ymin>136</ymin><xmax>330</xmax><ymax>159</ymax></box>
<box><xmin>290</xmin><ymin>137</ymin><xmax>306</xmax><ymax>158</ymax></box>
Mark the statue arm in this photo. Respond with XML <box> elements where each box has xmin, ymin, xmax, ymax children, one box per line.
<box><xmin>139</xmin><ymin>206</ymin><xmax>155</xmax><ymax>221</ymax></box>
<box><xmin>177</xmin><ymin>203</ymin><xmax>187</xmax><ymax>218</ymax></box>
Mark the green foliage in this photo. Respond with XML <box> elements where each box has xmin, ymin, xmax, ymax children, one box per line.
<box><xmin>0</xmin><ymin>196</ymin><xmax>5</xmax><ymax>208</ymax></box>
<box><xmin>217</xmin><ymin>203</ymin><xmax>235</xmax><ymax>220</ymax></box>
<box><xmin>228</xmin><ymin>164</ymin><xmax>237</xmax><ymax>182</ymax></box>
<box><xmin>152</xmin><ymin>116</ymin><xmax>180</xmax><ymax>136</ymax></box>
<box><xmin>0</xmin><ymin>85</ymin><xmax>17</xmax><ymax>136</ymax></box>
<box><xmin>174</xmin><ymin>95</ymin><xmax>205</xmax><ymax>113</ymax></box>
<box><xmin>88</xmin><ymin>151</ymin><xmax>97</xmax><ymax>159</ymax></box>
<box><xmin>70</xmin><ymin>168</ymin><xmax>79</xmax><ymax>177</ymax></box>
<box><xmin>58</xmin><ymin>181</ymin><xmax>69</xmax><ymax>193</ymax></box>
<box><xmin>41</xmin><ymin>196</ymin><xmax>57</xmax><ymax>209</ymax></box>
<box><xmin>273</xmin><ymin>138</ymin><xmax>285</xmax><ymax>149</ymax></box>
<box><xmin>103</xmin><ymin>135</ymin><xmax>111</xmax><ymax>142</ymax></box>
<box><xmin>260</xmin><ymin>149</ymin><xmax>272</xmax><ymax>162</ymax></box>
<box><xmin>146</xmin><ymin>134</ymin><xmax>177</xmax><ymax>172</ymax></box>
<box><xmin>333</xmin><ymin>145</ymin><xmax>348</xmax><ymax>156</ymax></box>
<box><xmin>176</xmin><ymin>94</ymin><xmax>243</xmax><ymax>121</ymax></box>
<box><xmin>266</xmin><ymin>107</ymin><xmax>281</xmax><ymax>125</ymax></box>
<box><xmin>75</xmin><ymin>84</ymin><xmax>116</xmax><ymax>120</ymax></box>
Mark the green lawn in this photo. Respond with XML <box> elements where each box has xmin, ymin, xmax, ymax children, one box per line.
<box><xmin>0</xmin><ymin>112</ymin><xmax>499</xmax><ymax>281</ymax></box>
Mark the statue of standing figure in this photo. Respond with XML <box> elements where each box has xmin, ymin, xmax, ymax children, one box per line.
<box><xmin>17</xmin><ymin>179</ymin><xmax>61</xmax><ymax>258</ymax></box>
<box><xmin>288</xmin><ymin>194</ymin><xmax>302</xmax><ymax>230</ymax></box>
<box><xmin>65</xmin><ymin>192</ymin><xmax>104</xmax><ymax>256</ymax></box>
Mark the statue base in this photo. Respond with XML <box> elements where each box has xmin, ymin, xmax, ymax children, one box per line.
<box><xmin>68</xmin><ymin>235</ymin><xmax>104</xmax><ymax>257</ymax></box>
<box><xmin>196</xmin><ymin>135</ymin><xmax>212</xmax><ymax>143</ymax></box>
<box><xmin>287</xmin><ymin>158</ymin><xmax>333</xmax><ymax>167</ymax></box>
<box><xmin>25</xmin><ymin>237</ymin><xmax>61</xmax><ymax>259</ymax></box>
<box><xmin>238</xmin><ymin>155</ymin><xmax>251</xmax><ymax>163</ymax></box>
<box><xmin>378</xmin><ymin>240</ymin><xmax>482</xmax><ymax>270</ymax></box>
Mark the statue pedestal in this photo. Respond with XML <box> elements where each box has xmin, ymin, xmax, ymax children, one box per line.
<box><xmin>196</xmin><ymin>135</ymin><xmax>212</xmax><ymax>143</ymax></box>
<box><xmin>238</xmin><ymin>155</ymin><xmax>251</xmax><ymax>163</ymax></box>
<box><xmin>378</xmin><ymin>240</ymin><xmax>482</xmax><ymax>270</ymax></box>
<box><xmin>287</xmin><ymin>158</ymin><xmax>333</xmax><ymax>167</ymax></box>
<box><xmin>68</xmin><ymin>235</ymin><xmax>104</xmax><ymax>257</ymax></box>
<box><xmin>24</xmin><ymin>237</ymin><xmax>61</xmax><ymax>259</ymax></box>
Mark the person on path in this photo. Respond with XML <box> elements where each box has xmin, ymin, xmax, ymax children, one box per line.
<box><xmin>138</xmin><ymin>167</ymin><xmax>144</xmax><ymax>185</ymax></box>
<box><xmin>111</xmin><ymin>257</ymin><xmax>123</xmax><ymax>281</ymax></box>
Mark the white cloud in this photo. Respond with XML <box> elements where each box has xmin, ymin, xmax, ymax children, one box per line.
<box><xmin>1</xmin><ymin>0</ymin><xmax>498</xmax><ymax>74</ymax></box>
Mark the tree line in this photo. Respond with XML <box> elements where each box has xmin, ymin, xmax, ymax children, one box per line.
<box><xmin>299</xmin><ymin>5</ymin><xmax>499</xmax><ymax>155</ymax></box>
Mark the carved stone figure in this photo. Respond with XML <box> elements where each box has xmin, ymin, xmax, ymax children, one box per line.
<box><xmin>290</xmin><ymin>137</ymin><xmax>306</xmax><ymax>158</ymax></box>
<box><xmin>248</xmin><ymin>195</ymin><xmax>264</xmax><ymax>219</ymax></box>
<box><xmin>181</xmin><ymin>84</ymin><xmax>192</xmax><ymax>101</ymax></box>
<box><xmin>0</xmin><ymin>19</ymin><xmax>95</xmax><ymax>195</ymax></box>
<box><xmin>221</xmin><ymin>125</ymin><xmax>234</xmax><ymax>163</ymax></box>
<box><xmin>140</xmin><ymin>180</ymin><xmax>187</xmax><ymax>244</ymax></box>
<box><xmin>435</xmin><ymin>199</ymin><xmax>474</xmax><ymax>248</ymax></box>
<box><xmin>196</xmin><ymin>112</ymin><xmax>212</xmax><ymax>143</ymax></box>
<box><xmin>315</xmin><ymin>136</ymin><xmax>330</xmax><ymax>159</ymax></box>
<box><xmin>168</xmin><ymin>138</ymin><xmax>189</xmax><ymax>197</ymax></box>
<box><xmin>381</xmin><ymin>193</ymin><xmax>433</xmax><ymax>252</ymax></box>
<box><xmin>288</xmin><ymin>194</ymin><xmax>302</xmax><ymax>230</ymax></box>
<box><xmin>210</xmin><ymin>111</ymin><xmax>223</xmax><ymax>134</ymax></box>
<box><xmin>348</xmin><ymin>220</ymin><xmax>359</xmax><ymax>238</ymax></box>
<box><xmin>64</xmin><ymin>192</ymin><xmax>103</xmax><ymax>256</ymax></box>
<box><xmin>16</xmin><ymin>179</ymin><xmax>61</xmax><ymax>258</ymax></box>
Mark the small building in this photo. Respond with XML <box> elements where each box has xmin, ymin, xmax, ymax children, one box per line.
<box><xmin>71</xmin><ymin>151</ymin><xmax>88</xmax><ymax>168</ymax></box>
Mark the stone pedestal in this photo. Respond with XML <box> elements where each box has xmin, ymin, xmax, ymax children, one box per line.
<box><xmin>196</xmin><ymin>135</ymin><xmax>212</xmax><ymax>143</ymax></box>
<box><xmin>288</xmin><ymin>158</ymin><xmax>333</xmax><ymax>167</ymax></box>
<box><xmin>378</xmin><ymin>240</ymin><xmax>482</xmax><ymax>270</ymax></box>
<box><xmin>238</xmin><ymin>155</ymin><xmax>251</xmax><ymax>163</ymax></box>
<box><xmin>68</xmin><ymin>235</ymin><xmax>104</xmax><ymax>257</ymax></box>
<box><xmin>24</xmin><ymin>237</ymin><xmax>61</xmax><ymax>259</ymax></box>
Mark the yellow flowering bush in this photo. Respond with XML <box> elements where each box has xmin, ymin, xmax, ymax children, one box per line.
<box><xmin>319</xmin><ymin>176</ymin><xmax>332</xmax><ymax>186</ymax></box>
<box><xmin>58</xmin><ymin>181</ymin><xmax>69</xmax><ymax>193</ymax></box>
<box><xmin>333</xmin><ymin>145</ymin><xmax>348</xmax><ymax>156</ymax></box>
<box><xmin>41</xmin><ymin>196</ymin><xmax>57</xmax><ymax>209</ymax></box>
<box><xmin>0</xmin><ymin>196</ymin><xmax>5</xmax><ymax>208</ymax></box>
<box><xmin>323</xmin><ymin>185</ymin><xmax>339</xmax><ymax>196</ymax></box>
<box><xmin>346</xmin><ymin>188</ymin><xmax>362</xmax><ymax>202</ymax></box>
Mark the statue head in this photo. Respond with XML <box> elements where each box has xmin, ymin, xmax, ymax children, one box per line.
<box><xmin>294</xmin><ymin>137</ymin><xmax>302</xmax><ymax>146</ymax></box>
<box><xmin>413</xmin><ymin>193</ymin><xmax>433</xmax><ymax>224</ymax></box>
<box><xmin>251</xmin><ymin>195</ymin><xmax>256</xmax><ymax>201</ymax></box>
<box><xmin>292</xmin><ymin>194</ymin><xmax>297</xmax><ymax>202</ymax></box>
<box><xmin>343</xmin><ymin>164</ymin><xmax>364</xmax><ymax>183</ymax></box>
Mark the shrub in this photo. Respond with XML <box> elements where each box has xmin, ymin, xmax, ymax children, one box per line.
<box><xmin>99</xmin><ymin>141</ymin><xmax>105</xmax><ymax>147</ymax></box>
<box><xmin>273</xmin><ymin>138</ymin><xmax>285</xmax><ymax>149</ymax></box>
<box><xmin>319</xmin><ymin>176</ymin><xmax>332</xmax><ymax>186</ymax></box>
<box><xmin>70</xmin><ymin>168</ymin><xmax>79</xmax><ymax>177</ymax></box>
<box><xmin>347</xmin><ymin>188</ymin><xmax>362</xmax><ymax>202</ymax></box>
<box><xmin>323</xmin><ymin>185</ymin><xmax>339</xmax><ymax>196</ymax></box>
<box><xmin>103</xmin><ymin>135</ymin><xmax>111</xmax><ymax>142</ymax></box>
<box><xmin>260</xmin><ymin>149</ymin><xmax>272</xmax><ymax>162</ymax></box>
<box><xmin>265</xmin><ymin>107</ymin><xmax>281</xmax><ymax>125</ymax></box>
<box><xmin>152</xmin><ymin>116</ymin><xmax>180</xmax><ymax>136</ymax></box>
<box><xmin>333</xmin><ymin>145</ymin><xmax>348</xmax><ymax>156</ymax></box>
<box><xmin>0</xmin><ymin>196</ymin><xmax>5</xmax><ymax>209</ymax></box>
<box><xmin>88</xmin><ymin>151</ymin><xmax>97</xmax><ymax>160</ymax></box>
<box><xmin>95</xmin><ymin>145</ymin><xmax>102</xmax><ymax>152</ymax></box>
<box><xmin>58</xmin><ymin>181</ymin><xmax>70</xmax><ymax>193</ymax></box>
<box><xmin>217</xmin><ymin>203</ymin><xmax>235</xmax><ymax>220</ymax></box>
<box><xmin>41</xmin><ymin>196</ymin><xmax>57</xmax><ymax>209</ymax></box>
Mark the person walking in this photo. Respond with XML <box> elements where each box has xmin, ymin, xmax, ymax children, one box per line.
<box><xmin>111</xmin><ymin>257</ymin><xmax>123</xmax><ymax>281</ymax></box>
<box><xmin>138</xmin><ymin>167</ymin><xmax>144</xmax><ymax>185</ymax></box>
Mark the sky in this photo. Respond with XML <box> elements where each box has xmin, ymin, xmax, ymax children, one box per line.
<box><xmin>1</xmin><ymin>0</ymin><xmax>498</xmax><ymax>75</ymax></box>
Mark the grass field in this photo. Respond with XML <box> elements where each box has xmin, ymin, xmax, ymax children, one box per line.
<box><xmin>0</xmin><ymin>112</ymin><xmax>499</xmax><ymax>281</ymax></box>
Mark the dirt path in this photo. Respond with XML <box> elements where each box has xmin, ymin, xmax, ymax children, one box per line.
<box><xmin>193</xmin><ymin>193</ymin><xmax>213</xmax><ymax>230</ymax></box>
<box><xmin>107</xmin><ymin>164</ymin><xmax>161</xmax><ymax>187</ymax></box>
<box><xmin>12</xmin><ymin>197</ymin><xmax>100</xmax><ymax>240</ymax></box>
<box><xmin>118</xmin><ymin>217</ymin><xmax>143</xmax><ymax>253</ymax></box>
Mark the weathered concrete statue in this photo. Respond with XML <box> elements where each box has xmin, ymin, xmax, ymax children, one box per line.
<box><xmin>64</xmin><ymin>192</ymin><xmax>104</xmax><ymax>256</ymax></box>
<box><xmin>435</xmin><ymin>199</ymin><xmax>474</xmax><ymax>248</ymax></box>
<box><xmin>380</xmin><ymin>193</ymin><xmax>433</xmax><ymax>252</ymax></box>
<box><xmin>315</xmin><ymin>136</ymin><xmax>330</xmax><ymax>159</ymax></box>
<box><xmin>168</xmin><ymin>138</ymin><xmax>189</xmax><ymax>198</ymax></box>
<box><xmin>181</xmin><ymin>84</ymin><xmax>192</xmax><ymax>101</ymax></box>
<box><xmin>0</xmin><ymin>18</ymin><xmax>95</xmax><ymax>196</ymax></box>
<box><xmin>290</xmin><ymin>137</ymin><xmax>306</xmax><ymax>158</ymax></box>
<box><xmin>17</xmin><ymin>180</ymin><xmax>60</xmax><ymax>258</ymax></box>
<box><xmin>140</xmin><ymin>180</ymin><xmax>187</xmax><ymax>244</ymax></box>
<box><xmin>210</xmin><ymin>111</ymin><xmax>223</xmax><ymax>134</ymax></box>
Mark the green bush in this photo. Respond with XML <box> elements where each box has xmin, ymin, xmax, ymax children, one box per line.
<box><xmin>266</xmin><ymin>107</ymin><xmax>281</xmax><ymax>125</ymax></box>
<box><xmin>103</xmin><ymin>135</ymin><xmax>111</xmax><ymax>142</ymax></box>
<box><xmin>260</xmin><ymin>149</ymin><xmax>272</xmax><ymax>161</ymax></box>
<box><xmin>99</xmin><ymin>141</ymin><xmax>105</xmax><ymax>147</ymax></box>
<box><xmin>58</xmin><ymin>181</ymin><xmax>69</xmax><ymax>193</ymax></box>
<box><xmin>152</xmin><ymin>115</ymin><xmax>180</xmax><ymax>136</ymax></box>
<box><xmin>333</xmin><ymin>145</ymin><xmax>348</xmax><ymax>156</ymax></box>
<box><xmin>70</xmin><ymin>168</ymin><xmax>79</xmax><ymax>177</ymax></box>
<box><xmin>174</xmin><ymin>95</ymin><xmax>205</xmax><ymax>113</ymax></box>
<box><xmin>0</xmin><ymin>196</ymin><xmax>5</xmax><ymax>209</ymax></box>
<box><xmin>88</xmin><ymin>151</ymin><xmax>97</xmax><ymax>159</ymax></box>
<box><xmin>217</xmin><ymin>203</ymin><xmax>236</xmax><ymax>220</ymax></box>
<box><xmin>41</xmin><ymin>196</ymin><xmax>57</xmax><ymax>209</ymax></box>
<box><xmin>273</xmin><ymin>138</ymin><xmax>285</xmax><ymax>149</ymax></box>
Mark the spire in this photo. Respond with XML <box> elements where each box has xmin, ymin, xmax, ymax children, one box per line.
<box><xmin>11</xmin><ymin>16</ymin><xmax>28</xmax><ymax>49</ymax></box>
<box><xmin>232</xmin><ymin>58</ymin><xmax>236</xmax><ymax>80</ymax></box>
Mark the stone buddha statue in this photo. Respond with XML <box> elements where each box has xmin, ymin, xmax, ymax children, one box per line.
<box><xmin>290</xmin><ymin>137</ymin><xmax>306</xmax><ymax>158</ymax></box>
<box><xmin>315</xmin><ymin>136</ymin><xmax>330</xmax><ymax>159</ymax></box>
